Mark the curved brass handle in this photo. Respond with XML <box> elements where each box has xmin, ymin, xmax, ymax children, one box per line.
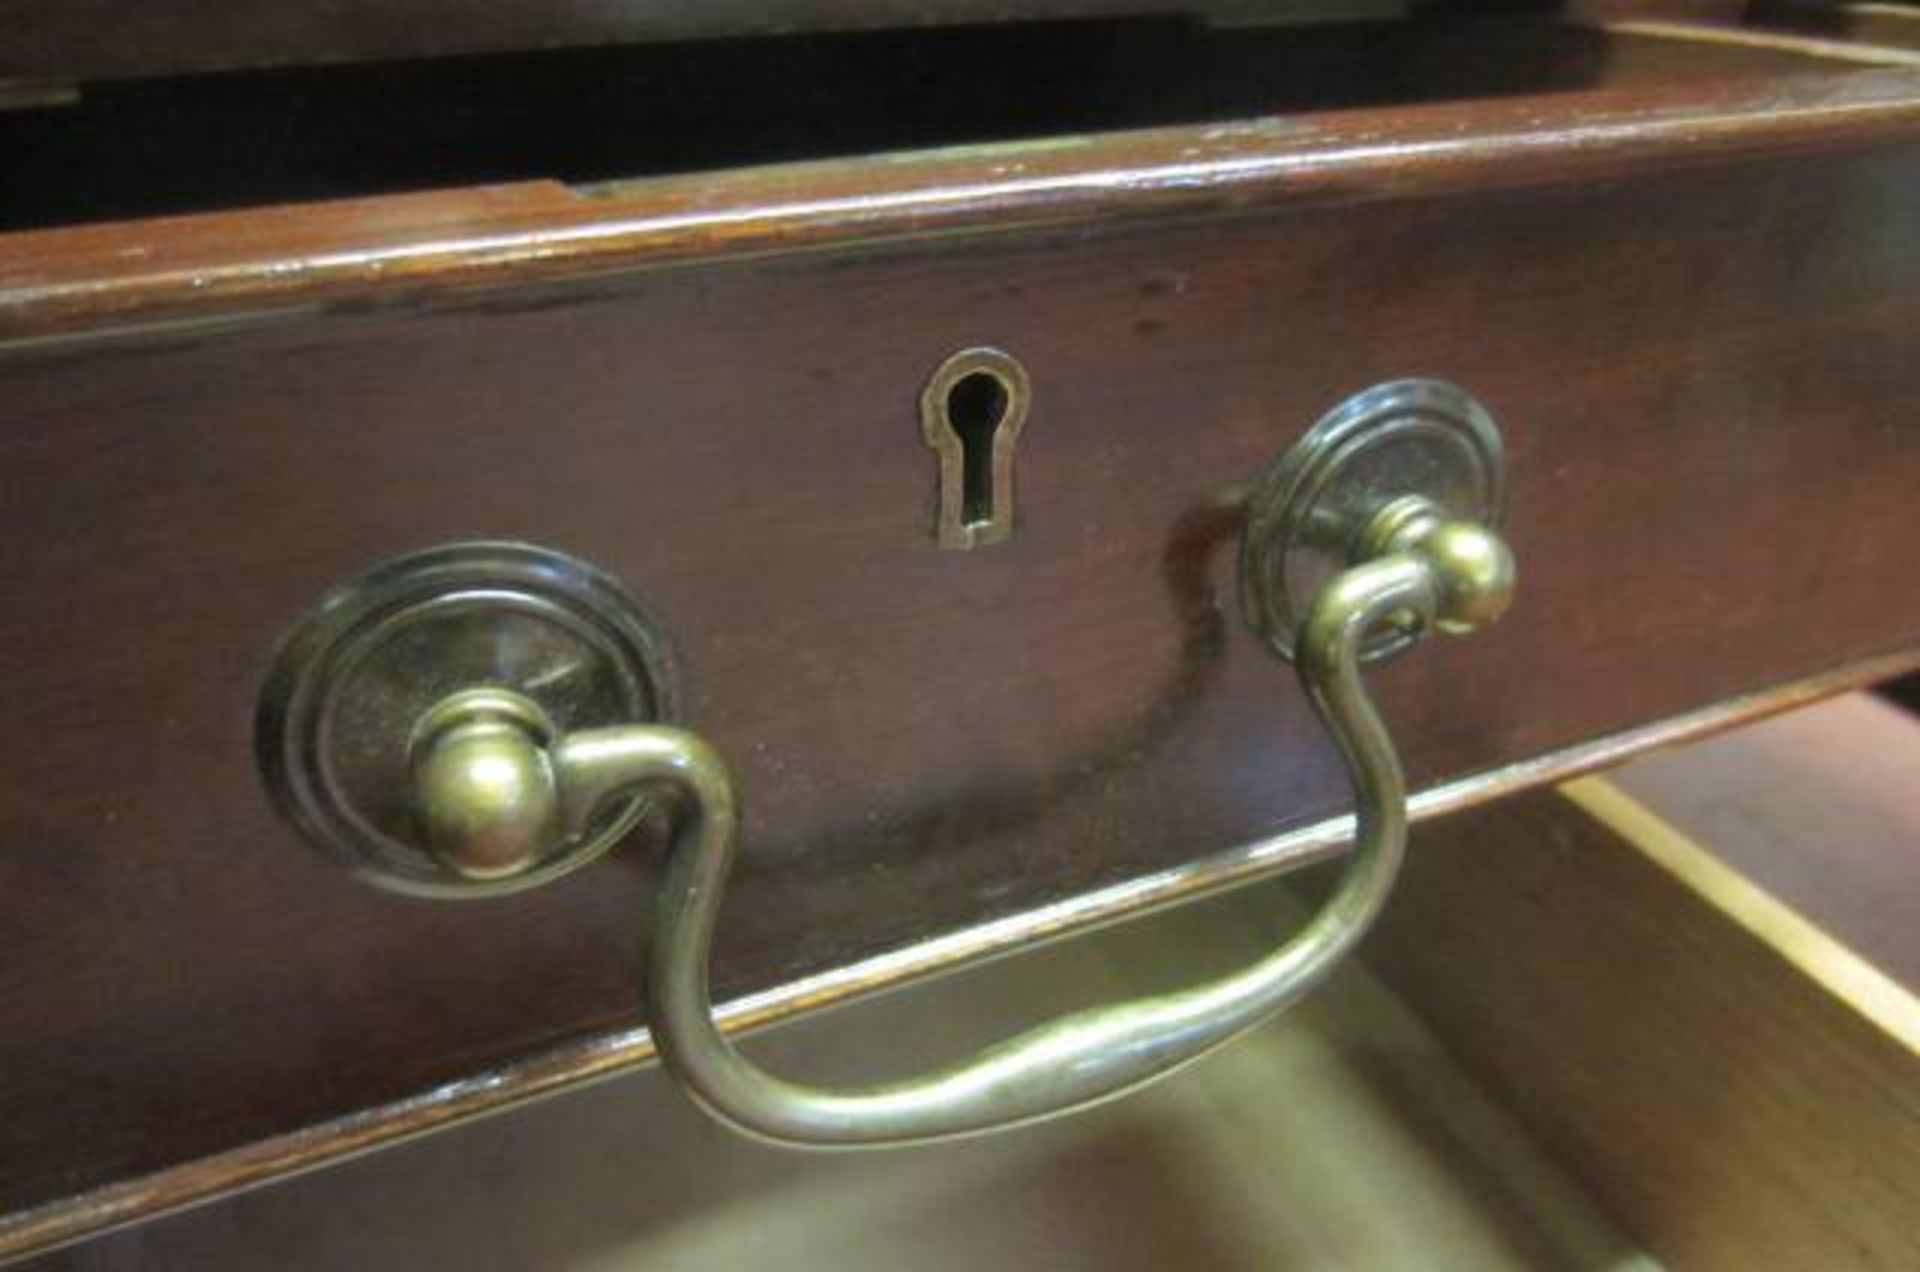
<box><xmin>411</xmin><ymin>499</ymin><xmax>1513</xmax><ymax>1146</ymax></box>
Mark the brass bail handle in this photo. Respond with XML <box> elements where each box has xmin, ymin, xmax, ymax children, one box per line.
<box><xmin>404</xmin><ymin>380</ymin><xmax>1516</xmax><ymax>1148</ymax></box>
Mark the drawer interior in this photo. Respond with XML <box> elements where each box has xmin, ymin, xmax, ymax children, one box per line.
<box><xmin>1369</xmin><ymin>693</ymin><xmax>1920</xmax><ymax>1272</ymax></box>
<box><xmin>0</xmin><ymin>15</ymin><xmax>1887</xmax><ymax>233</ymax></box>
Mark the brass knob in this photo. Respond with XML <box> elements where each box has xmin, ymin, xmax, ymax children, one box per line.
<box><xmin>1357</xmin><ymin>494</ymin><xmax>1516</xmax><ymax>635</ymax></box>
<box><xmin>255</xmin><ymin>542</ymin><xmax>678</xmax><ymax>898</ymax></box>
<box><xmin>411</xmin><ymin>690</ymin><xmax>563</xmax><ymax>880</ymax></box>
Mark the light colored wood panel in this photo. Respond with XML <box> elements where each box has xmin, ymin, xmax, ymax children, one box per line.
<box><xmin>1612</xmin><ymin>692</ymin><xmax>1920</xmax><ymax>987</ymax></box>
<box><xmin>1370</xmin><ymin>781</ymin><xmax>1920</xmax><ymax>1272</ymax></box>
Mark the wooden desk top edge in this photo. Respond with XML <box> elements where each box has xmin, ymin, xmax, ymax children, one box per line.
<box><xmin>5</xmin><ymin>65</ymin><xmax>1920</xmax><ymax>343</ymax></box>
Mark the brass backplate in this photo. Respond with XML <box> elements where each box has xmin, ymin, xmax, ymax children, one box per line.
<box><xmin>1240</xmin><ymin>379</ymin><xmax>1507</xmax><ymax>664</ymax></box>
<box><xmin>255</xmin><ymin>542</ymin><xmax>679</xmax><ymax>897</ymax></box>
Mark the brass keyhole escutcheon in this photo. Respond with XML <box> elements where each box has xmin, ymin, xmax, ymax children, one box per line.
<box><xmin>920</xmin><ymin>347</ymin><xmax>1031</xmax><ymax>549</ymax></box>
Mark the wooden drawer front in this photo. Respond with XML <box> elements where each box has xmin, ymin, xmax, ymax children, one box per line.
<box><xmin>3</xmin><ymin>56</ymin><xmax>1920</xmax><ymax>1253</ymax></box>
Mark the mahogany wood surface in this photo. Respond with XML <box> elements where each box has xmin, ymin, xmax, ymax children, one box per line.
<box><xmin>0</xmin><ymin>16</ymin><xmax>1654</xmax><ymax>234</ymax></box>
<box><xmin>2</xmin><ymin>35</ymin><xmax>1920</xmax><ymax>1257</ymax></box>
<box><xmin>11</xmin><ymin>50</ymin><xmax>1920</xmax><ymax>338</ymax></box>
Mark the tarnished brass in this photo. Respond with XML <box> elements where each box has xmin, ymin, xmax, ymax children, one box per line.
<box><xmin>254</xmin><ymin>542</ymin><xmax>677</xmax><ymax>898</ymax></box>
<box><xmin>919</xmin><ymin>347</ymin><xmax>1031</xmax><ymax>548</ymax></box>
<box><xmin>411</xmin><ymin>689</ymin><xmax>564</xmax><ymax>880</ymax></box>
<box><xmin>1241</xmin><ymin>378</ymin><xmax>1505</xmax><ymax>663</ymax></box>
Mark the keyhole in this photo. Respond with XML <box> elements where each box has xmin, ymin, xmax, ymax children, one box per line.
<box><xmin>919</xmin><ymin>347</ymin><xmax>1032</xmax><ymax>550</ymax></box>
<box><xmin>948</xmin><ymin>370</ymin><xmax>1009</xmax><ymax>527</ymax></box>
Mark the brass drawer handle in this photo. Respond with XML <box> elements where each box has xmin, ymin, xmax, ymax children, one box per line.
<box><xmin>259</xmin><ymin>380</ymin><xmax>1512</xmax><ymax>1145</ymax></box>
<box><xmin>662</xmin><ymin>504</ymin><xmax>1504</xmax><ymax>1144</ymax></box>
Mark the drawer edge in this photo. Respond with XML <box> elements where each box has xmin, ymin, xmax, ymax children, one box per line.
<box><xmin>6</xmin><ymin>66</ymin><xmax>1920</xmax><ymax>343</ymax></box>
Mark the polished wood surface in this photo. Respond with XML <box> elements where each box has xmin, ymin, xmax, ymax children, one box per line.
<box><xmin>1371</xmin><ymin>773</ymin><xmax>1920</xmax><ymax>1271</ymax></box>
<box><xmin>3</xmin><ymin>29</ymin><xmax>1920</xmax><ymax>1259</ymax></box>
<box><xmin>5</xmin><ymin>16</ymin><xmax>1870</xmax><ymax>238</ymax></box>
<box><xmin>9</xmin><ymin>33</ymin><xmax>1920</xmax><ymax>336</ymax></box>
<box><xmin>0</xmin><ymin>16</ymin><xmax>1730</xmax><ymax>236</ymax></box>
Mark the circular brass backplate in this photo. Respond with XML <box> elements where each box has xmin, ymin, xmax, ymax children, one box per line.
<box><xmin>256</xmin><ymin>542</ymin><xmax>678</xmax><ymax>898</ymax></box>
<box><xmin>1240</xmin><ymin>380</ymin><xmax>1506</xmax><ymax>664</ymax></box>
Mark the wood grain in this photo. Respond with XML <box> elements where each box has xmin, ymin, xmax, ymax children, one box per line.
<box><xmin>1613</xmin><ymin>692</ymin><xmax>1920</xmax><ymax>987</ymax></box>
<box><xmin>0</xmin><ymin>18</ymin><xmax>1850</xmax><ymax>238</ymax></box>
<box><xmin>1370</xmin><ymin>780</ymin><xmax>1920</xmax><ymax>1271</ymax></box>
<box><xmin>8</xmin><ymin>50</ymin><xmax>1920</xmax><ymax>339</ymax></box>
<box><xmin>3</xmin><ymin>17</ymin><xmax>1584</xmax><ymax>234</ymax></box>
<box><xmin>1</xmin><ymin>37</ymin><xmax>1920</xmax><ymax>1258</ymax></box>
